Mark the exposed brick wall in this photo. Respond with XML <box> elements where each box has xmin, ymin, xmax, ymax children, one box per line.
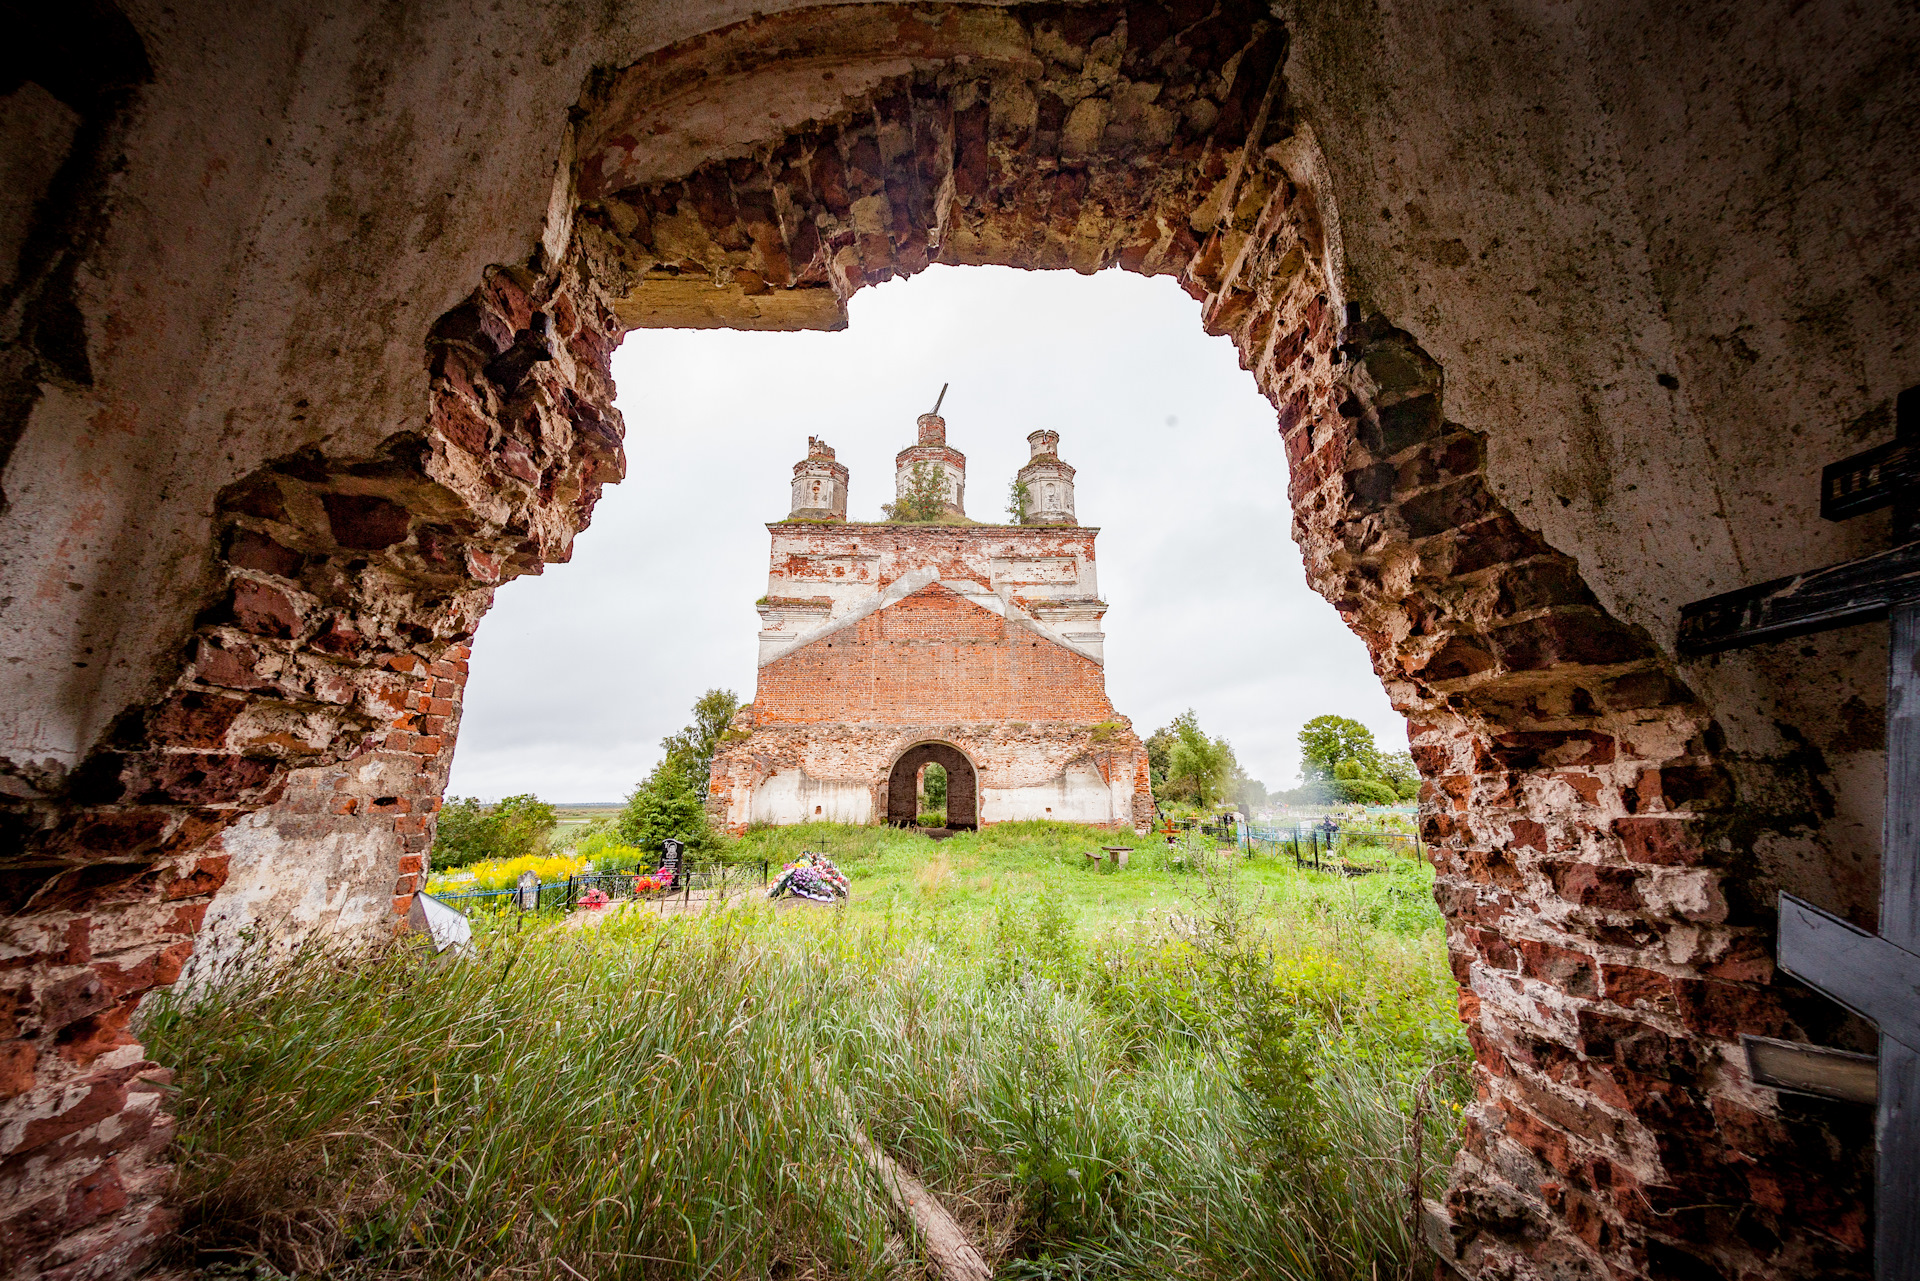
<box><xmin>0</xmin><ymin>247</ymin><xmax>625</xmax><ymax>1273</ymax></box>
<box><xmin>179</xmin><ymin>648</ymin><xmax>470</xmax><ymax>989</ymax></box>
<box><xmin>755</xmin><ymin>582</ymin><xmax>1118</xmax><ymax>726</ymax></box>
<box><xmin>1297</xmin><ymin>323</ymin><xmax>1874</xmax><ymax>1280</ymax></box>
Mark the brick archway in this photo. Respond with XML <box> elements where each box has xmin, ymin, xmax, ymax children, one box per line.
<box><xmin>886</xmin><ymin>741</ymin><xmax>978</xmax><ymax>830</ymax></box>
<box><xmin>0</xmin><ymin>4</ymin><xmax>1890</xmax><ymax>1280</ymax></box>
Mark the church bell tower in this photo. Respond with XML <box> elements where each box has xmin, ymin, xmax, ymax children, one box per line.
<box><xmin>1016</xmin><ymin>429</ymin><xmax>1077</xmax><ymax>526</ymax></box>
<box><xmin>789</xmin><ymin>436</ymin><xmax>849</xmax><ymax>520</ymax></box>
<box><xmin>893</xmin><ymin>387</ymin><xmax>967</xmax><ymax>520</ymax></box>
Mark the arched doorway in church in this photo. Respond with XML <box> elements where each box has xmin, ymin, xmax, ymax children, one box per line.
<box><xmin>886</xmin><ymin>742</ymin><xmax>978</xmax><ymax>830</ymax></box>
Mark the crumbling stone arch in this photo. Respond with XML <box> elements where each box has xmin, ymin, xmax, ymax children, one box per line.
<box><xmin>887</xmin><ymin>741</ymin><xmax>978</xmax><ymax>829</ymax></box>
<box><xmin>0</xmin><ymin>4</ymin><xmax>1897</xmax><ymax>1280</ymax></box>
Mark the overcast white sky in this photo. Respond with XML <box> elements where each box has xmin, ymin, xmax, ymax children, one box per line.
<box><xmin>446</xmin><ymin>265</ymin><xmax>1406</xmax><ymax>803</ymax></box>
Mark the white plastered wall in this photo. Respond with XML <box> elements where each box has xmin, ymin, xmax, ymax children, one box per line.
<box><xmin>744</xmin><ymin>768</ymin><xmax>873</xmax><ymax>826</ymax></box>
<box><xmin>982</xmin><ymin>759</ymin><xmax>1136</xmax><ymax>825</ymax></box>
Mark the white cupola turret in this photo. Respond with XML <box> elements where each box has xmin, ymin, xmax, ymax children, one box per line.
<box><xmin>1015</xmin><ymin>428</ymin><xmax>1077</xmax><ymax>526</ymax></box>
<box><xmin>789</xmin><ymin>436</ymin><xmax>849</xmax><ymax>520</ymax></box>
<box><xmin>892</xmin><ymin>387</ymin><xmax>966</xmax><ymax>520</ymax></box>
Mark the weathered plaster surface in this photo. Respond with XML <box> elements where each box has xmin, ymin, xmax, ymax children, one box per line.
<box><xmin>711</xmin><ymin>715</ymin><xmax>1149</xmax><ymax>831</ymax></box>
<box><xmin>1277</xmin><ymin>0</ymin><xmax>1920</xmax><ymax>926</ymax></box>
<box><xmin>758</xmin><ymin>523</ymin><xmax>1107</xmax><ymax>664</ymax></box>
<box><xmin>178</xmin><ymin>723</ymin><xmax>464</xmax><ymax>990</ymax></box>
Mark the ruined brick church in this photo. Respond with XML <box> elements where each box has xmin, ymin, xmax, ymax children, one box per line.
<box><xmin>708</xmin><ymin>411</ymin><xmax>1153</xmax><ymax>831</ymax></box>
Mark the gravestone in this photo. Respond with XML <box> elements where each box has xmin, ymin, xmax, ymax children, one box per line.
<box><xmin>515</xmin><ymin>869</ymin><xmax>539</xmax><ymax>911</ymax></box>
<box><xmin>659</xmin><ymin>837</ymin><xmax>685</xmax><ymax>890</ymax></box>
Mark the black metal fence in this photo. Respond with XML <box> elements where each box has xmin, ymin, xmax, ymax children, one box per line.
<box><xmin>434</xmin><ymin>860</ymin><xmax>771</xmax><ymax>917</ymax></box>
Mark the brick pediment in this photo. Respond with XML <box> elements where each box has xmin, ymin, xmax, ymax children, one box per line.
<box><xmin>752</xmin><ymin>579</ymin><xmax>1119</xmax><ymax>726</ymax></box>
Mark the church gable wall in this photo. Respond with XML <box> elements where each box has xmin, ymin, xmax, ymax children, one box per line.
<box><xmin>753</xmin><ymin>584</ymin><xmax>1118</xmax><ymax>727</ymax></box>
<box><xmin>759</xmin><ymin>523</ymin><xmax>1106</xmax><ymax>664</ymax></box>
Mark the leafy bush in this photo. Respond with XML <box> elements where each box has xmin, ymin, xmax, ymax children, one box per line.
<box><xmin>1007</xmin><ymin>476</ymin><xmax>1031</xmax><ymax>523</ymax></box>
<box><xmin>429</xmin><ymin>793</ymin><xmax>555</xmax><ymax>869</ymax></box>
<box><xmin>567</xmin><ymin>826</ymin><xmax>648</xmax><ymax>870</ymax></box>
<box><xmin>1333</xmin><ymin>777</ymin><xmax>1400</xmax><ymax>805</ymax></box>
<box><xmin>425</xmin><ymin>851</ymin><xmax>585</xmax><ymax>894</ymax></box>
<box><xmin>883</xmin><ymin>460</ymin><xmax>953</xmax><ymax>522</ymax></box>
<box><xmin>618</xmin><ymin>753</ymin><xmax>714</xmax><ymax>857</ymax></box>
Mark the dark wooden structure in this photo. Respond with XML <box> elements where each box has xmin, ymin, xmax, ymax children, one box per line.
<box><xmin>1677</xmin><ymin>386</ymin><xmax>1920</xmax><ymax>1280</ymax></box>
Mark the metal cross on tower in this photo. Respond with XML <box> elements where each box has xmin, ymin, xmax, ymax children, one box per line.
<box><xmin>1677</xmin><ymin>386</ymin><xmax>1920</xmax><ymax>1279</ymax></box>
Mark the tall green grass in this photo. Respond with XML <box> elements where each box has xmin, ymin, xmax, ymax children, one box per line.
<box><xmin>146</xmin><ymin>863</ymin><xmax>1468</xmax><ymax>1279</ymax></box>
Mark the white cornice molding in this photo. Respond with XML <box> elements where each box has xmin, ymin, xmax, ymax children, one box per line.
<box><xmin>756</xmin><ymin>572</ymin><xmax>1104</xmax><ymax>667</ymax></box>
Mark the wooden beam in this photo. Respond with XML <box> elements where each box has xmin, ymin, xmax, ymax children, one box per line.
<box><xmin>1742</xmin><ymin>1034</ymin><xmax>1878</xmax><ymax>1104</ymax></box>
<box><xmin>1883</xmin><ymin>1040</ymin><xmax>1920</xmax><ymax>1280</ymax></box>
<box><xmin>1822</xmin><ymin>440</ymin><xmax>1920</xmax><ymax>522</ymax></box>
<box><xmin>1777</xmin><ymin>895</ymin><xmax>1920</xmax><ymax>1054</ymax></box>
<box><xmin>1675</xmin><ymin>542</ymin><xmax>1920</xmax><ymax>657</ymax></box>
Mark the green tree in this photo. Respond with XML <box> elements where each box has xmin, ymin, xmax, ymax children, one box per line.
<box><xmin>883</xmin><ymin>462</ymin><xmax>951</xmax><ymax>522</ymax></box>
<box><xmin>491</xmin><ymin>794</ymin><xmax>557</xmax><ymax>856</ymax></box>
<box><xmin>1144</xmin><ymin>723</ymin><xmax>1176</xmax><ymax>795</ymax></box>
<box><xmin>921</xmin><ymin>762</ymin><xmax>948</xmax><ymax>811</ymax></box>
<box><xmin>430</xmin><ymin>793</ymin><xmax>555</xmax><ymax>869</ymax></box>
<box><xmin>618</xmin><ymin>754</ymin><xmax>714</xmax><ymax>856</ymax></box>
<box><xmin>658</xmin><ymin>688</ymin><xmax>741</xmax><ymax>796</ymax></box>
<box><xmin>431</xmin><ymin>796</ymin><xmax>491</xmax><ymax>868</ymax></box>
<box><xmin>1160</xmin><ymin>710</ymin><xmax>1237</xmax><ymax>808</ymax></box>
<box><xmin>1379</xmin><ymin>749</ymin><xmax>1421</xmax><ymax>800</ymax></box>
<box><xmin>1297</xmin><ymin>715</ymin><xmax>1381</xmax><ymax>782</ymax></box>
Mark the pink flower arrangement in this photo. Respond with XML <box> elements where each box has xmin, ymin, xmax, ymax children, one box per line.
<box><xmin>633</xmin><ymin>873</ymin><xmax>664</xmax><ymax>895</ymax></box>
<box><xmin>578</xmin><ymin>888</ymin><xmax>610</xmax><ymax>910</ymax></box>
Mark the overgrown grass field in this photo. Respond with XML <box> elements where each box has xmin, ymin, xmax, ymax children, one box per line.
<box><xmin>146</xmin><ymin>823</ymin><xmax>1468</xmax><ymax>1280</ymax></box>
<box><xmin>729</xmin><ymin>820</ymin><xmax>1442</xmax><ymax>937</ymax></box>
